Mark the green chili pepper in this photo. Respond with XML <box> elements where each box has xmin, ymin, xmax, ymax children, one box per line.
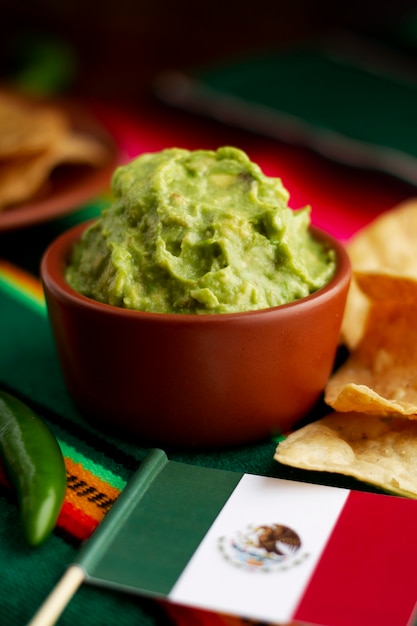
<box><xmin>0</xmin><ymin>390</ymin><xmax>66</xmax><ymax>547</ymax></box>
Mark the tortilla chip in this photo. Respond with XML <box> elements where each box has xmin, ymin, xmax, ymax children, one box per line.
<box><xmin>347</xmin><ymin>198</ymin><xmax>417</xmax><ymax>277</ymax></box>
<box><xmin>0</xmin><ymin>91</ymin><xmax>110</xmax><ymax>209</ymax></box>
<box><xmin>325</xmin><ymin>287</ymin><xmax>417</xmax><ymax>416</ymax></box>
<box><xmin>341</xmin><ymin>198</ymin><xmax>417</xmax><ymax>348</ymax></box>
<box><xmin>0</xmin><ymin>134</ymin><xmax>108</xmax><ymax>209</ymax></box>
<box><xmin>0</xmin><ymin>93</ymin><xmax>68</xmax><ymax>159</ymax></box>
<box><xmin>49</xmin><ymin>133</ymin><xmax>110</xmax><ymax>166</ymax></box>
<box><xmin>355</xmin><ymin>271</ymin><xmax>417</xmax><ymax>303</ymax></box>
<box><xmin>0</xmin><ymin>153</ymin><xmax>54</xmax><ymax>207</ymax></box>
<box><xmin>274</xmin><ymin>412</ymin><xmax>417</xmax><ymax>498</ymax></box>
<box><xmin>339</xmin><ymin>279</ymin><xmax>370</xmax><ymax>350</ymax></box>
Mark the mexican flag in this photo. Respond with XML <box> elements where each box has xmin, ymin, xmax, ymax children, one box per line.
<box><xmin>30</xmin><ymin>449</ymin><xmax>417</xmax><ymax>626</ymax></box>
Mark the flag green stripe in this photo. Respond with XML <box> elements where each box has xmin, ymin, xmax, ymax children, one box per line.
<box><xmin>79</xmin><ymin>449</ymin><xmax>243</xmax><ymax>597</ymax></box>
<box><xmin>77</xmin><ymin>448</ymin><xmax>169</xmax><ymax>575</ymax></box>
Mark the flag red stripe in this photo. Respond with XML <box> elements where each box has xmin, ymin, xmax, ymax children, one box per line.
<box><xmin>294</xmin><ymin>490</ymin><xmax>417</xmax><ymax>626</ymax></box>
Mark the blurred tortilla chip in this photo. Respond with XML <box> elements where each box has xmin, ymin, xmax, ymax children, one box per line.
<box><xmin>341</xmin><ymin>198</ymin><xmax>417</xmax><ymax>348</ymax></box>
<box><xmin>347</xmin><ymin>198</ymin><xmax>417</xmax><ymax>277</ymax></box>
<box><xmin>355</xmin><ymin>271</ymin><xmax>417</xmax><ymax>302</ymax></box>
<box><xmin>0</xmin><ymin>90</ymin><xmax>111</xmax><ymax>210</ymax></box>
<box><xmin>0</xmin><ymin>134</ymin><xmax>109</xmax><ymax>208</ymax></box>
<box><xmin>274</xmin><ymin>412</ymin><xmax>417</xmax><ymax>497</ymax></box>
<box><xmin>340</xmin><ymin>279</ymin><xmax>370</xmax><ymax>350</ymax></box>
<box><xmin>0</xmin><ymin>93</ymin><xmax>68</xmax><ymax>159</ymax></box>
<box><xmin>325</xmin><ymin>281</ymin><xmax>417</xmax><ymax>415</ymax></box>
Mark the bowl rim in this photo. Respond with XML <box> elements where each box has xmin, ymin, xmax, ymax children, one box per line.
<box><xmin>41</xmin><ymin>219</ymin><xmax>351</xmax><ymax>323</ymax></box>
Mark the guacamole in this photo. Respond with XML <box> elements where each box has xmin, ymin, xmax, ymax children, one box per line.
<box><xmin>66</xmin><ymin>147</ymin><xmax>335</xmax><ymax>314</ymax></box>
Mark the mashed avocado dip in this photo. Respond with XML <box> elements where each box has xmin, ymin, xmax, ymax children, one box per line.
<box><xmin>66</xmin><ymin>147</ymin><xmax>335</xmax><ymax>314</ymax></box>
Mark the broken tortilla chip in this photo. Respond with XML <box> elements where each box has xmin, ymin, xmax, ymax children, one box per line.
<box><xmin>325</xmin><ymin>284</ymin><xmax>417</xmax><ymax>416</ymax></box>
<box><xmin>347</xmin><ymin>198</ymin><xmax>417</xmax><ymax>277</ymax></box>
<box><xmin>341</xmin><ymin>198</ymin><xmax>417</xmax><ymax>348</ymax></box>
<box><xmin>274</xmin><ymin>412</ymin><xmax>417</xmax><ymax>498</ymax></box>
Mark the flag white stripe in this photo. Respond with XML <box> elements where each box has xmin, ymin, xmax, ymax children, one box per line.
<box><xmin>169</xmin><ymin>474</ymin><xmax>349</xmax><ymax>623</ymax></box>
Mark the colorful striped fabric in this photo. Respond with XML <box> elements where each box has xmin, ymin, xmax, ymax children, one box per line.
<box><xmin>0</xmin><ymin>445</ymin><xmax>123</xmax><ymax>543</ymax></box>
<box><xmin>0</xmin><ymin>260</ymin><xmax>46</xmax><ymax>316</ymax></box>
<box><xmin>0</xmin><ymin>260</ymin><xmax>125</xmax><ymax>542</ymax></box>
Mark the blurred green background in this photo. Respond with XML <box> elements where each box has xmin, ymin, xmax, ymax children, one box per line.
<box><xmin>1</xmin><ymin>1</ymin><xmax>416</xmax><ymax>104</ymax></box>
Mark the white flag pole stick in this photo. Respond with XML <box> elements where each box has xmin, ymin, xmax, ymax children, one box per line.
<box><xmin>27</xmin><ymin>564</ymin><xmax>86</xmax><ymax>626</ymax></box>
<box><xmin>27</xmin><ymin>451</ymin><xmax>168</xmax><ymax>626</ymax></box>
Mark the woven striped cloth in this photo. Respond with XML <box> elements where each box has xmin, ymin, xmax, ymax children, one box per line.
<box><xmin>0</xmin><ymin>259</ymin><xmax>125</xmax><ymax>541</ymax></box>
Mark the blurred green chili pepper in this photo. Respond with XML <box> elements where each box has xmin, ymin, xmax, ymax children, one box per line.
<box><xmin>0</xmin><ymin>390</ymin><xmax>66</xmax><ymax>547</ymax></box>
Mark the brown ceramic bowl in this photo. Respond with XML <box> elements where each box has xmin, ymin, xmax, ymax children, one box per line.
<box><xmin>41</xmin><ymin>221</ymin><xmax>351</xmax><ymax>450</ymax></box>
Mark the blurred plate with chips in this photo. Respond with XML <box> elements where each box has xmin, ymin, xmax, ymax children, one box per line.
<box><xmin>0</xmin><ymin>90</ymin><xmax>119</xmax><ymax>231</ymax></box>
